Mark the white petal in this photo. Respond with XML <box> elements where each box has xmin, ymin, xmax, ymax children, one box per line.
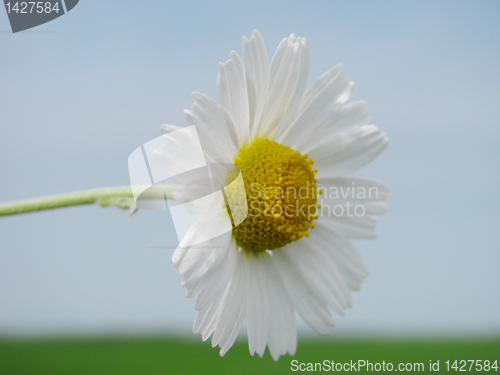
<box><xmin>273</xmin><ymin>249</ymin><xmax>334</xmax><ymax>334</ymax></box>
<box><xmin>299</xmin><ymin>101</ymin><xmax>373</xmax><ymax>154</ymax></box>
<box><xmin>212</xmin><ymin>249</ymin><xmax>248</xmax><ymax>352</ymax></box>
<box><xmin>308</xmin><ymin>222</ymin><xmax>369</xmax><ymax>291</ymax></box>
<box><xmin>319</xmin><ymin>101</ymin><xmax>373</xmax><ymax>138</ymax></box>
<box><xmin>268</xmin><ymin>37</ymin><xmax>309</xmax><ymax>140</ymax></box>
<box><xmin>243</xmin><ymin>30</ymin><xmax>270</xmax><ymax>139</ymax></box>
<box><xmin>153</xmin><ymin>127</ymin><xmax>207</xmax><ymax>177</ymax></box>
<box><xmin>193</xmin><ymin>298</ymin><xmax>221</xmax><ymax>341</ymax></box>
<box><xmin>183</xmin><ymin>94</ymin><xmax>239</xmax><ymax>163</ymax></box>
<box><xmin>190</xmin><ymin>238</ymin><xmax>240</xmax><ymax>340</ymax></box>
<box><xmin>173</xmin><ymin>229</ymin><xmax>231</xmax><ymax>286</ymax></box>
<box><xmin>258</xmin><ymin>37</ymin><xmax>302</xmax><ymax>138</ymax></box>
<box><xmin>315</xmin><ymin>177</ymin><xmax>390</xmax><ymax>238</ymax></box>
<box><xmin>189</xmin><ymin>237</ymin><xmax>239</xmax><ymax>311</ymax></box>
<box><xmin>263</xmin><ymin>255</ymin><xmax>297</xmax><ymax>360</ymax></box>
<box><xmin>246</xmin><ymin>253</ymin><xmax>271</xmax><ymax>357</ymax></box>
<box><xmin>179</xmin><ymin>209</ymin><xmax>232</xmax><ymax>248</ymax></box>
<box><xmin>311</xmin><ymin>125</ymin><xmax>389</xmax><ymax>178</ymax></box>
<box><xmin>301</xmin><ymin>64</ymin><xmax>343</xmax><ymax>108</ymax></box>
<box><xmin>219</xmin><ymin>299</ymin><xmax>246</xmax><ymax>356</ymax></box>
<box><xmin>281</xmin><ymin>70</ymin><xmax>354</xmax><ymax>149</ymax></box>
<box><xmin>315</xmin><ymin>212</ymin><xmax>378</xmax><ymax>239</ymax></box>
<box><xmin>217</xmin><ymin>51</ymin><xmax>250</xmax><ymax>145</ymax></box>
<box><xmin>282</xmin><ymin>241</ymin><xmax>352</xmax><ymax>314</ymax></box>
<box><xmin>159</xmin><ymin>124</ymin><xmax>183</xmax><ymax>134</ymax></box>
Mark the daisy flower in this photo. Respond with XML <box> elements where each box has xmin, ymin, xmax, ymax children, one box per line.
<box><xmin>153</xmin><ymin>30</ymin><xmax>390</xmax><ymax>360</ymax></box>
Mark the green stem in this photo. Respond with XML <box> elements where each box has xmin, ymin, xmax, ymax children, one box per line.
<box><xmin>0</xmin><ymin>186</ymin><xmax>179</xmax><ymax>217</ymax></box>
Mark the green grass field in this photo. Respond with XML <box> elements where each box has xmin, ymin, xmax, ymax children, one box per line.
<box><xmin>1</xmin><ymin>336</ymin><xmax>498</xmax><ymax>374</ymax></box>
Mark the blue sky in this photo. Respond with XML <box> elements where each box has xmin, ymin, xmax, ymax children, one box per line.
<box><xmin>1</xmin><ymin>1</ymin><xmax>499</xmax><ymax>336</ymax></box>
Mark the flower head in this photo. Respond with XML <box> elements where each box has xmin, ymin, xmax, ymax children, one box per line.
<box><xmin>154</xmin><ymin>30</ymin><xmax>389</xmax><ymax>360</ymax></box>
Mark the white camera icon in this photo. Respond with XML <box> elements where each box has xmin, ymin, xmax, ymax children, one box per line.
<box><xmin>128</xmin><ymin>126</ymin><xmax>248</xmax><ymax>248</ymax></box>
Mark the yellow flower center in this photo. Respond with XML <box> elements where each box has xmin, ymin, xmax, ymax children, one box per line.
<box><xmin>231</xmin><ymin>138</ymin><xmax>319</xmax><ymax>254</ymax></box>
